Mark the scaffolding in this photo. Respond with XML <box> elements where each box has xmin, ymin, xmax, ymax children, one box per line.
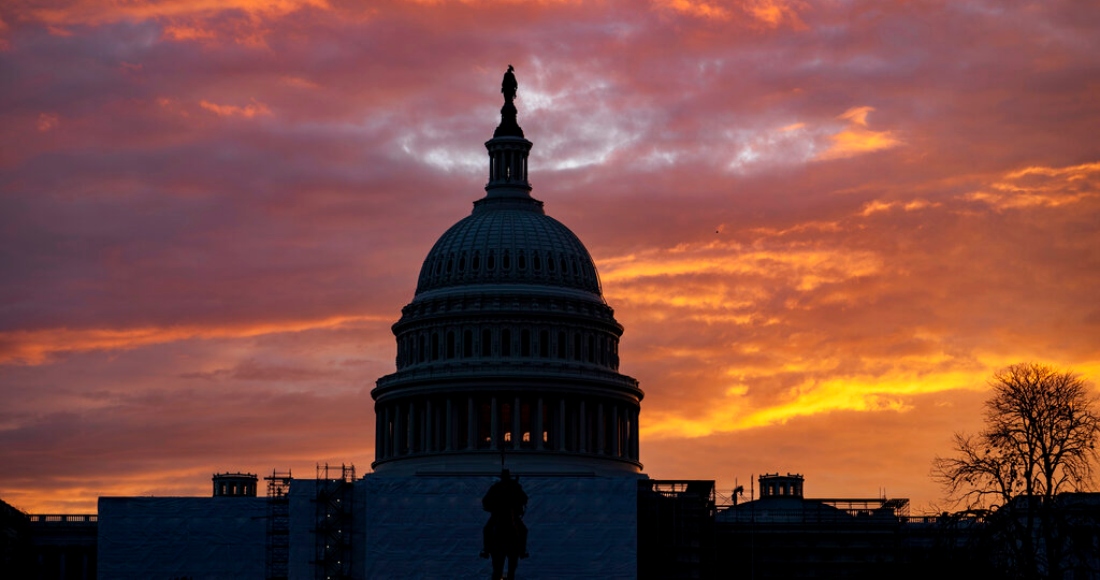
<box><xmin>638</xmin><ymin>480</ymin><xmax>716</xmax><ymax>579</ymax></box>
<box><xmin>265</xmin><ymin>469</ymin><xmax>293</xmax><ymax>580</ymax></box>
<box><xmin>313</xmin><ymin>463</ymin><xmax>356</xmax><ymax>580</ymax></box>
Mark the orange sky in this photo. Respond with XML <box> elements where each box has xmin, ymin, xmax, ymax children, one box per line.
<box><xmin>2</xmin><ymin>0</ymin><xmax>1099</xmax><ymax>514</ymax></box>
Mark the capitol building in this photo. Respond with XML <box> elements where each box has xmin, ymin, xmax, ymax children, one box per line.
<box><xmin>94</xmin><ymin>69</ymin><xmax>656</xmax><ymax>579</ymax></box>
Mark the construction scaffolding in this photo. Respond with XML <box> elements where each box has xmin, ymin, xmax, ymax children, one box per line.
<box><xmin>638</xmin><ymin>480</ymin><xmax>716</xmax><ymax>579</ymax></box>
<box><xmin>313</xmin><ymin>463</ymin><xmax>356</xmax><ymax>580</ymax></box>
<box><xmin>265</xmin><ymin>469</ymin><xmax>293</xmax><ymax>580</ymax></box>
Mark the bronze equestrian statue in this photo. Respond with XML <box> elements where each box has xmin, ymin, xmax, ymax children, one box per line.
<box><xmin>480</xmin><ymin>468</ymin><xmax>528</xmax><ymax>580</ymax></box>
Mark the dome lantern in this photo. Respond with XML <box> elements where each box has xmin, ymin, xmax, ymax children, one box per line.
<box><xmin>485</xmin><ymin>65</ymin><xmax>533</xmax><ymax>199</ymax></box>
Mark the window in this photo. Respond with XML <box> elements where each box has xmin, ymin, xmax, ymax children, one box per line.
<box><xmin>482</xmin><ymin>329</ymin><xmax>492</xmax><ymax>357</ymax></box>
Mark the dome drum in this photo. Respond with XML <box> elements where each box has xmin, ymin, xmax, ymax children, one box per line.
<box><xmin>391</xmin><ymin>317</ymin><xmax>624</xmax><ymax>371</ymax></box>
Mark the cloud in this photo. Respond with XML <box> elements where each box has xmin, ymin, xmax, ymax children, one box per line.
<box><xmin>964</xmin><ymin>161</ymin><xmax>1100</xmax><ymax>209</ymax></box>
<box><xmin>651</xmin><ymin>0</ymin><xmax>805</xmax><ymax>27</ymax></box>
<box><xmin>0</xmin><ymin>316</ymin><xmax>387</xmax><ymax>365</ymax></box>
<box><xmin>199</xmin><ymin>98</ymin><xmax>272</xmax><ymax>118</ymax></box>
<box><xmin>816</xmin><ymin>106</ymin><xmax>902</xmax><ymax>161</ymax></box>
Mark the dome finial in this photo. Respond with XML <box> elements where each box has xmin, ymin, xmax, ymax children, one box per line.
<box><xmin>494</xmin><ymin>65</ymin><xmax>523</xmax><ymax>138</ymax></box>
<box><xmin>502</xmin><ymin>65</ymin><xmax>517</xmax><ymax>104</ymax></box>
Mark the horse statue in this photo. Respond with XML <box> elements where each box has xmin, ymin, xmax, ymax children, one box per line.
<box><xmin>480</xmin><ymin>468</ymin><xmax>528</xmax><ymax>580</ymax></box>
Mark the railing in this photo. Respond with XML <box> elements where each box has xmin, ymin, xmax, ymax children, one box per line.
<box><xmin>28</xmin><ymin>514</ymin><xmax>98</xmax><ymax>523</ymax></box>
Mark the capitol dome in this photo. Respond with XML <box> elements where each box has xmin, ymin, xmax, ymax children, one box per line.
<box><xmin>372</xmin><ymin>68</ymin><xmax>642</xmax><ymax>475</ymax></box>
<box><xmin>415</xmin><ymin>199</ymin><xmax>602</xmax><ymax>297</ymax></box>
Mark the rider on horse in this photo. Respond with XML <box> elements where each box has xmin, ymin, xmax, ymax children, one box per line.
<box><xmin>480</xmin><ymin>468</ymin><xmax>529</xmax><ymax>560</ymax></box>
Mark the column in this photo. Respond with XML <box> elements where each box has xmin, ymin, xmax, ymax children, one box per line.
<box><xmin>467</xmin><ymin>397</ymin><xmax>476</xmax><ymax>451</ymax></box>
<box><xmin>579</xmin><ymin>401</ymin><xmax>587</xmax><ymax>453</ymax></box>
<box><xmin>490</xmin><ymin>396</ymin><xmax>499</xmax><ymax>450</ymax></box>
<box><xmin>445</xmin><ymin>398</ymin><xmax>454</xmax><ymax>451</ymax></box>
<box><xmin>376</xmin><ymin>406</ymin><xmax>385</xmax><ymax>460</ymax></box>
<box><xmin>558</xmin><ymin>399</ymin><xmax>566</xmax><ymax>451</ymax></box>
<box><xmin>536</xmin><ymin>397</ymin><xmax>544</xmax><ymax>450</ymax></box>
<box><xmin>513</xmin><ymin>396</ymin><xmax>521</xmax><ymax>449</ymax></box>
<box><xmin>631</xmin><ymin>408</ymin><xmax>639</xmax><ymax>460</ymax></box>
<box><xmin>425</xmin><ymin>399</ymin><xmax>433</xmax><ymax>453</ymax></box>
<box><xmin>612</xmin><ymin>405</ymin><xmax>620</xmax><ymax>458</ymax></box>
<box><xmin>407</xmin><ymin>402</ymin><xmax>416</xmax><ymax>454</ymax></box>
<box><xmin>597</xmin><ymin>403</ymin><xmax>606</xmax><ymax>455</ymax></box>
<box><xmin>395</xmin><ymin>403</ymin><xmax>405</xmax><ymax>456</ymax></box>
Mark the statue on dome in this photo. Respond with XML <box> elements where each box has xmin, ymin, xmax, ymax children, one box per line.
<box><xmin>502</xmin><ymin>65</ymin><xmax>518</xmax><ymax>104</ymax></box>
<box><xmin>480</xmin><ymin>468</ymin><xmax>529</xmax><ymax>580</ymax></box>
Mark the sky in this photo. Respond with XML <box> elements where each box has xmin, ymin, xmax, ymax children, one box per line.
<box><xmin>2</xmin><ymin>0</ymin><xmax>1099</xmax><ymax>514</ymax></box>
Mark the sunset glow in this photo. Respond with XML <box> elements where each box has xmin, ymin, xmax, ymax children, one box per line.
<box><xmin>2</xmin><ymin>0</ymin><xmax>1099</xmax><ymax>514</ymax></box>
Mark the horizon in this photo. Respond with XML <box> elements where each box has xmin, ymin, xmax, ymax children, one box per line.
<box><xmin>2</xmin><ymin>0</ymin><xmax>1099</xmax><ymax>514</ymax></box>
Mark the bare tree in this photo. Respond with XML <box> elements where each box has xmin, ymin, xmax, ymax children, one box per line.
<box><xmin>935</xmin><ymin>363</ymin><xmax>1099</xmax><ymax>507</ymax></box>
<box><xmin>933</xmin><ymin>363</ymin><xmax>1100</xmax><ymax>578</ymax></box>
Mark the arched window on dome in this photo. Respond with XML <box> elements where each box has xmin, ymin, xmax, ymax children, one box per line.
<box><xmin>501</xmin><ymin>328</ymin><xmax>512</xmax><ymax>357</ymax></box>
<box><xmin>557</xmin><ymin>331</ymin><xmax>566</xmax><ymax>359</ymax></box>
<box><xmin>539</xmin><ymin>330</ymin><xmax>549</xmax><ymax>358</ymax></box>
<box><xmin>463</xmin><ymin>329</ymin><xmax>473</xmax><ymax>358</ymax></box>
<box><xmin>573</xmin><ymin>332</ymin><xmax>582</xmax><ymax>361</ymax></box>
<box><xmin>418</xmin><ymin>334</ymin><xmax>426</xmax><ymax>363</ymax></box>
<box><xmin>446</xmin><ymin>331</ymin><xmax>455</xmax><ymax>359</ymax></box>
<box><xmin>458</xmin><ymin>253</ymin><xmax>466</xmax><ymax>273</ymax></box>
<box><xmin>518</xmin><ymin>252</ymin><xmax>526</xmax><ymax>271</ymax></box>
<box><xmin>472</xmin><ymin>251</ymin><xmax>481</xmax><ymax>271</ymax></box>
<box><xmin>431</xmin><ymin>333</ymin><xmax>440</xmax><ymax>361</ymax></box>
<box><xmin>533</xmin><ymin>253</ymin><xmax>541</xmax><ymax>272</ymax></box>
<box><xmin>481</xmin><ymin>328</ymin><xmax>492</xmax><ymax>357</ymax></box>
<box><xmin>502</xmin><ymin>250</ymin><xmax>511</xmax><ymax>271</ymax></box>
<box><xmin>520</xmin><ymin>329</ymin><xmax>530</xmax><ymax>357</ymax></box>
<box><xmin>487</xmin><ymin>250</ymin><xmax>496</xmax><ymax>271</ymax></box>
<box><xmin>586</xmin><ymin>334</ymin><xmax>595</xmax><ymax>363</ymax></box>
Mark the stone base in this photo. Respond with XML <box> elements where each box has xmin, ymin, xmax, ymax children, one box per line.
<box><xmin>362</xmin><ymin>473</ymin><xmax>641</xmax><ymax>579</ymax></box>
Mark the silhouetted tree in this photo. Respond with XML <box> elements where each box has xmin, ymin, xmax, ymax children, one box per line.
<box><xmin>933</xmin><ymin>362</ymin><xmax>1100</xmax><ymax>579</ymax></box>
